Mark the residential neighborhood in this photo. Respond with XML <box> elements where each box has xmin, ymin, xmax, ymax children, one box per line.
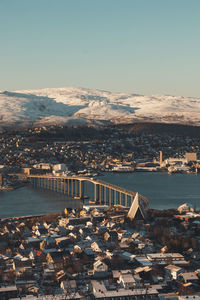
<box><xmin>0</xmin><ymin>201</ymin><xmax>200</xmax><ymax>299</ymax></box>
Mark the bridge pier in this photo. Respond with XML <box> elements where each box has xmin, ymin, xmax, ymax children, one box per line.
<box><xmin>79</xmin><ymin>181</ymin><xmax>84</xmax><ymax>199</ymax></box>
<box><xmin>99</xmin><ymin>185</ymin><xmax>102</xmax><ymax>204</ymax></box>
<box><xmin>114</xmin><ymin>190</ymin><xmax>116</xmax><ymax>206</ymax></box>
<box><xmin>67</xmin><ymin>179</ymin><xmax>70</xmax><ymax>196</ymax></box>
<box><xmin>94</xmin><ymin>184</ymin><xmax>99</xmax><ymax>203</ymax></box>
<box><xmin>71</xmin><ymin>179</ymin><xmax>73</xmax><ymax>196</ymax></box>
<box><xmin>103</xmin><ymin>186</ymin><xmax>106</xmax><ymax>205</ymax></box>
<box><xmin>75</xmin><ymin>180</ymin><xmax>78</xmax><ymax>196</ymax></box>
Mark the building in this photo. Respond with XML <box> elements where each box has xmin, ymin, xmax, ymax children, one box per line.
<box><xmin>0</xmin><ymin>174</ymin><xmax>3</xmax><ymax>186</ymax></box>
<box><xmin>159</xmin><ymin>151</ymin><xmax>163</xmax><ymax>166</ymax></box>
<box><xmin>127</xmin><ymin>193</ymin><xmax>147</xmax><ymax>221</ymax></box>
<box><xmin>185</xmin><ymin>152</ymin><xmax>197</xmax><ymax>162</ymax></box>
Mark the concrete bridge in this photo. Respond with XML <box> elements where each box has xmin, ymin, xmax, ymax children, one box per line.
<box><xmin>28</xmin><ymin>175</ymin><xmax>148</xmax><ymax>208</ymax></box>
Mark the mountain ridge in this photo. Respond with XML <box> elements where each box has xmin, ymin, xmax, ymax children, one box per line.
<box><xmin>0</xmin><ymin>86</ymin><xmax>199</xmax><ymax>128</ymax></box>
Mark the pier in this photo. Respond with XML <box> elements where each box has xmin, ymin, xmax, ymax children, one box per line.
<box><xmin>28</xmin><ymin>175</ymin><xmax>148</xmax><ymax>208</ymax></box>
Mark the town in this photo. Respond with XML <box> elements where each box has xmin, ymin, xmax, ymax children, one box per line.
<box><xmin>0</xmin><ymin>125</ymin><xmax>200</xmax><ymax>190</ymax></box>
<box><xmin>0</xmin><ymin>200</ymin><xmax>200</xmax><ymax>299</ymax></box>
<box><xmin>0</xmin><ymin>124</ymin><xmax>200</xmax><ymax>299</ymax></box>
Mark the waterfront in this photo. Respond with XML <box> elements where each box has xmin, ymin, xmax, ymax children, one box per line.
<box><xmin>0</xmin><ymin>172</ymin><xmax>199</xmax><ymax>218</ymax></box>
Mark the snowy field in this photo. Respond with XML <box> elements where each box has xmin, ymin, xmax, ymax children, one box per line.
<box><xmin>0</xmin><ymin>87</ymin><xmax>200</xmax><ymax>128</ymax></box>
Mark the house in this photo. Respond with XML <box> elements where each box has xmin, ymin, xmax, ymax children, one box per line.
<box><xmin>29</xmin><ymin>249</ymin><xmax>46</xmax><ymax>265</ymax></box>
<box><xmin>118</xmin><ymin>273</ymin><xmax>136</xmax><ymax>289</ymax></box>
<box><xmin>58</xmin><ymin>225</ymin><xmax>69</xmax><ymax>235</ymax></box>
<box><xmin>26</xmin><ymin>237</ymin><xmax>41</xmax><ymax>249</ymax></box>
<box><xmin>34</xmin><ymin>225</ymin><xmax>48</xmax><ymax>237</ymax></box>
<box><xmin>60</xmin><ymin>279</ymin><xmax>77</xmax><ymax>293</ymax></box>
<box><xmin>109</xmin><ymin>230</ymin><xmax>118</xmax><ymax>241</ymax></box>
<box><xmin>178</xmin><ymin>203</ymin><xmax>194</xmax><ymax>214</ymax></box>
<box><xmin>40</xmin><ymin>236</ymin><xmax>56</xmax><ymax>250</ymax></box>
<box><xmin>165</xmin><ymin>264</ymin><xmax>183</xmax><ymax>280</ymax></box>
<box><xmin>90</xmin><ymin>260</ymin><xmax>109</xmax><ymax>278</ymax></box>
<box><xmin>112</xmin><ymin>270</ymin><xmax>121</xmax><ymax>281</ymax></box>
<box><xmin>83</xmin><ymin>248</ymin><xmax>95</xmax><ymax>260</ymax></box>
<box><xmin>0</xmin><ymin>285</ymin><xmax>18</xmax><ymax>299</ymax></box>
<box><xmin>121</xmin><ymin>251</ymin><xmax>136</xmax><ymax>262</ymax></box>
<box><xmin>13</xmin><ymin>256</ymin><xmax>32</xmax><ymax>271</ymax></box>
<box><xmin>134</xmin><ymin>266</ymin><xmax>152</xmax><ymax>275</ymax></box>
<box><xmin>179</xmin><ymin>296</ymin><xmax>200</xmax><ymax>300</ymax></box>
<box><xmin>55</xmin><ymin>236</ymin><xmax>71</xmax><ymax>248</ymax></box>
<box><xmin>147</xmin><ymin>253</ymin><xmax>189</xmax><ymax>266</ymax></box>
<box><xmin>43</xmin><ymin>266</ymin><xmax>55</xmax><ymax>280</ymax></box>
<box><xmin>135</xmin><ymin>256</ymin><xmax>153</xmax><ymax>267</ymax></box>
<box><xmin>91</xmin><ymin>280</ymin><xmax>159</xmax><ymax>300</ymax></box>
<box><xmin>91</xmin><ymin>241</ymin><xmax>102</xmax><ymax>253</ymax></box>
<box><xmin>180</xmin><ymin>272</ymin><xmax>199</xmax><ymax>283</ymax></box>
<box><xmin>46</xmin><ymin>251</ymin><xmax>63</xmax><ymax>264</ymax></box>
<box><xmin>0</xmin><ymin>254</ymin><xmax>10</xmax><ymax>270</ymax></box>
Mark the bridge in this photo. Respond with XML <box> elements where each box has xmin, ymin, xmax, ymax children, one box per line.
<box><xmin>28</xmin><ymin>175</ymin><xmax>148</xmax><ymax>208</ymax></box>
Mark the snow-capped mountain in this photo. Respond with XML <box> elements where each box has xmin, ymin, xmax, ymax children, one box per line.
<box><xmin>0</xmin><ymin>87</ymin><xmax>199</xmax><ymax>128</ymax></box>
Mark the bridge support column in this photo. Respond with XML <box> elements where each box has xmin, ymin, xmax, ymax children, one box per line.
<box><xmin>75</xmin><ymin>180</ymin><xmax>78</xmax><ymax>196</ymax></box>
<box><xmin>61</xmin><ymin>179</ymin><xmax>63</xmax><ymax>193</ymax></box>
<box><xmin>79</xmin><ymin>181</ymin><xmax>84</xmax><ymax>199</ymax></box>
<box><xmin>130</xmin><ymin>195</ymin><xmax>133</xmax><ymax>206</ymax></box>
<box><xmin>94</xmin><ymin>184</ymin><xmax>97</xmax><ymax>202</ymax></box>
<box><xmin>71</xmin><ymin>179</ymin><xmax>74</xmax><ymax>196</ymax></box>
<box><xmin>125</xmin><ymin>194</ymin><xmax>128</xmax><ymax>207</ymax></box>
<box><xmin>67</xmin><ymin>179</ymin><xmax>70</xmax><ymax>196</ymax></box>
<box><xmin>63</xmin><ymin>180</ymin><xmax>66</xmax><ymax>194</ymax></box>
<box><xmin>104</xmin><ymin>186</ymin><xmax>107</xmax><ymax>205</ymax></box>
<box><xmin>53</xmin><ymin>179</ymin><xmax>55</xmax><ymax>192</ymax></box>
<box><xmin>109</xmin><ymin>189</ymin><xmax>111</xmax><ymax>206</ymax></box>
<box><xmin>99</xmin><ymin>185</ymin><xmax>101</xmax><ymax>204</ymax></box>
<box><xmin>94</xmin><ymin>184</ymin><xmax>100</xmax><ymax>203</ymax></box>
<box><xmin>56</xmin><ymin>179</ymin><xmax>58</xmax><ymax>193</ymax></box>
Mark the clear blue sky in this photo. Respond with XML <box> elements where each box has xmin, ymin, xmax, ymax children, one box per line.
<box><xmin>0</xmin><ymin>0</ymin><xmax>200</xmax><ymax>96</ymax></box>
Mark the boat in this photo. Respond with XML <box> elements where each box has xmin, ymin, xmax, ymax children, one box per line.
<box><xmin>0</xmin><ymin>185</ymin><xmax>14</xmax><ymax>191</ymax></box>
<box><xmin>89</xmin><ymin>200</ymin><xmax>95</xmax><ymax>204</ymax></box>
<box><xmin>112</xmin><ymin>165</ymin><xmax>134</xmax><ymax>172</ymax></box>
<box><xmin>72</xmin><ymin>195</ymin><xmax>89</xmax><ymax>200</ymax></box>
<box><xmin>168</xmin><ymin>165</ymin><xmax>190</xmax><ymax>174</ymax></box>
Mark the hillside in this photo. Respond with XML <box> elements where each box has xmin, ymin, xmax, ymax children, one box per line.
<box><xmin>0</xmin><ymin>87</ymin><xmax>200</xmax><ymax>128</ymax></box>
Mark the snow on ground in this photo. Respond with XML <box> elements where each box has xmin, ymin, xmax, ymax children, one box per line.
<box><xmin>0</xmin><ymin>87</ymin><xmax>199</xmax><ymax>128</ymax></box>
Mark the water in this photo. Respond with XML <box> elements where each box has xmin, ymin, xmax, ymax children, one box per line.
<box><xmin>99</xmin><ymin>172</ymin><xmax>200</xmax><ymax>210</ymax></box>
<box><xmin>0</xmin><ymin>186</ymin><xmax>81</xmax><ymax>219</ymax></box>
<box><xmin>0</xmin><ymin>172</ymin><xmax>199</xmax><ymax>218</ymax></box>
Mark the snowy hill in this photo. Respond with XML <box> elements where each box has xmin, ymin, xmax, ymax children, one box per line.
<box><xmin>0</xmin><ymin>87</ymin><xmax>200</xmax><ymax>128</ymax></box>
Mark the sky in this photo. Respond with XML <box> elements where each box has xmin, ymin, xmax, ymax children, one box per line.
<box><xmin>0</xmin><ymin>0</ymin><xmax>200</xmax><ymax>97</ymax></box>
